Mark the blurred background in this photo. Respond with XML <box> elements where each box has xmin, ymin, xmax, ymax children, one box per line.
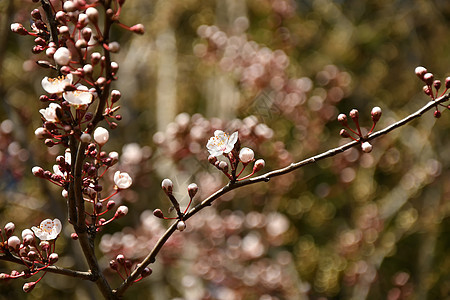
<box><xmin>2</xmin><ymin>0</ymin><xmax>450</xmax><ymax>299</ymax></box>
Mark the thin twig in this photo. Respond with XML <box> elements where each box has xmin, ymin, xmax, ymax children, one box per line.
<box><xmin>113</xmin><ymin>94</ymin><xmax>449</xmax><ymax>296</ymax></box>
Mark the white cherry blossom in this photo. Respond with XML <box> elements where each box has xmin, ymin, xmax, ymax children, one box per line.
<box><xmin>39</xmin><ymin>103</ymin><xmax>61</xmax><ymax>122</ymax></box>
<box><xmin>63</xmin><ymin>85</ymin><xmax>93</xmax><ymax>107</ymax></box>
<box><xmin>114</xmin><ymin>171</ymin><xmax>132</xmax><ymax>189</ymax></box>
<box><xmin>41</xmin><ymin>74</ymin><xmax>73</xmax><ymax>94</ymax></box>
<box><xmin>206</xmin><ymin>130</ymin><xmax>238</xmax><ymax>157</ymax></box>
<box><xmin>31</xmin><ymin>218</ymin><xmax>62</xmax><ymax>241</ymax></box>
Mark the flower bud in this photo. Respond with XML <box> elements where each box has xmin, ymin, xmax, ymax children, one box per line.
<box><xmin>86</xmin><ymin>7</ymin><xmax>99</xmax><ymax>23</ymax></box>
<box><xmin>10</xmin><ymin>23</ymin><xmax>28</xmax><ymax>35</ymax></box>
<box><xmin>116</xmin><ymin>254</ymin><xmax>125</xmax><ymax>264</ymax></box>
<box><xmin>423</xmin><ymin>73</ymin><xmax>434</xmax><ymax>85</ymax></box>
<box><xmin>110</xmin><ymin>61</ymin><xmax>119</xmax><ymax>74</ymax></box>
<box><xmin>4</xmin><ymin>222</ymin><xmax>15</xmax><ymax>236</ymax></box>
<box><xmin>48</xmin><ymin>253</ymin><xmax>59</xmax><ymax>264</ymax></box>
<box><xmin>434</xmin><ymin>110</ymin><xmax>441</xmax><ymax>118</ymax></box>
<box><xmin>109</xmin><ymin>260</ymin><xmax>118</xmax><ymax>270</ymax></box>
<box><xmin>23</xmin><ymin>282</ymin><xmax>36</xmax><ymax>293</ymax></box>
<box><xmin>63</xmin><ymin>0</ymin><xmax>76</xmax><ymax>12</ymax></box>
<box><xmin>32</xmin><ymin>166</ymin><xmax>44</xmax><ymax>177</ymax></box>
<box><xmin>95</xmin><ymin>202</ymin><xmax>103</xmax><ymax>213</ymax></box>
<box><xmin>58</xmin><ymin>25</ymin><xmax>70</xmax><ymax>35</ymax></box>
<box><xmin>340</xmin><ymin>129</ymin><xmax>350</xmax><ymax>138</ymax></box>
<box><xmin>349</xmin><ymin>109</ymin><xmax>359</xmax><ymax>120</ymax></box>
<box><xmin>187</xmin><ymin>183</ymin><xmax>198</xmax><ymax>198</ymax></box>
<box><xmin>433</xmin><ymin>80</ymin><xmax>441</xmax><ymax>91</ymax></box>
<box><xmin>108</xmin><ymin>42</ymin><xmax>120</xmax><ymax>53</ymax></box>
<box><xmin>153</xmin><ymin>209</ymin><xmax>164</xmax><ymax>218</ymax></box>
<box><xmin>82</xmin><ymin>27</ymin><xmax>92</xmax><ymax>41</ymax></box>
<box><xmin>361</xmin><ymin>142</ymin><xmax>373</xmax><ymax>153</ymax></box>
<box><xmin>107</xmin><ymin>200</ymin><xmax>116</xmax><ymax>210</ymax></box>
<box><xmin>337</xmin><ymin>113</ymin><xmax>347</xmax><ymax>125</ymax></box>
<box><xmin>141</xmin><ymin>267</ymin><xmax>152</xmax><ymax>277</ymax></box>
<box><xmin>177</xmin><ymin>221</ymin><xmax>186</xmax><ymax>231</ymax></box>
<box><xmin>93</xmin><ymin>127</ymin><xmax>109</xmax><ymax>146</ymax></box>
<box><xmin>239</xmin><ymin>147</ymin><xmax>254</xmax><ymax>164</ymax></box>
<box><xmin>371</xmin><ymin>106</ymin><xmax>382</xmax><ymax>122</ymax></box>
<box><xmin>130</xmin><ymin>24</ymin><xmax>145</xmax><ymax>34</ymax></box>
<box><xmin>7</xmin><ymin>236</ymin><xmax>20</xmax><ymax>251</ymax></box>
<box><xmin>161</xmin><ymin>178</ymin><xmax>173</xmax><ymax>194</ymax></box>
<box><xmin>114</xmin><ymin>206</ymin><xmax>128</xmax><ymax>218</ymax></box>
<box><xmin>21</xmin><ymin>229</ymin><xmax>34</xmax><ymax>239</ymax></box>
<box><xmin>62</xmin><ymin>189</ymin><xmax>68</xmax><ymax>198</ymax></box>
<box><xmin>111</xmin><ymin>90</ymin><xmax>121</xmax><ymax>103</ymax></box>
<box><xmin>208</xmin><ymin>155</ymin><xmax>217</xmax><ymax>165</ymax></box>
<box><xmin>445</xmin><ymin>77</ymin><xmax>450</xmax><ymax>89</ymax></box>
<box><xmin>71</xmin><ymin>233</ymin><xmax>78</xmax><ymax>240</ymax></box>
<box><xmin>415</xmin><ymin>66</ymin><xmax>427</xmax><ymax>79</ymax></box>
<box><xmin>54</xmin><ymin>47</ymin><xmax>72</xmax><ymax>66</ymax></box>
<box><xmin>40</xmin><ymin>241</ymin><xmax>50</xmax><ymax>251</ymax></box>
<box><xmin>80</xmin><ymin>133</ymin><xmax>91</xmax><ymax>143</ymax></box>
<box><xmin>91</xmin><ymin>52</ymin><xmax>101</xmax><ymax>64</ymax></box>
<box><xmin>218</xmin><ymin>161</ymin><xmax>228</xmax><ymax>172</ymax></box>
<box><xmin>253</xmin><ymin>159</ymin><xmax>265</xmax><ymax>172</ymax></box>
<box><xmin>77</xmin><ymin>13</ymin><xmax>88</xmax><ymax>28</ymax></box>
<box><xmin>55</xmin><ymin>11</ymin><xmax>67</xmax><ymax>24</ymax></box>
<box><xmin>423</xmin><ymin>85</ymin><xmax>432</xmax><ymax>96</ymax></box>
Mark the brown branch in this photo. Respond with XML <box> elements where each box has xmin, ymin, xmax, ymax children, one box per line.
<box><xmin>0</xmin><ymin>253</ymin><xmax>92</xmax><ymax>280</ymax></box>
<box><xmin>114</xmin><ymin>93</ymin><xmax>449</xmax><ymax>296</ymax></box>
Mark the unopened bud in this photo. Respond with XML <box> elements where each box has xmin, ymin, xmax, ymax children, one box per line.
<box><xmin>114</xmin><ymin>206</ymin><xmax>128</xmax><ymax>218</ymax></box>
<box><xmin>153</xmin><ymin>209</ymin><xmax>164</xmax><ymax>218</ymax></box>
<box><xmin>10</xmin><ymin>23</ymin><xmax>28</xmax><ymax>35</ymax></box>
<box><xmin>109</xmin><ymin>260</ymin><xmax>118</xmax><ymax>270</ymax></box>
<box><xmin>23</xmin><ymin>282</ymin><xmax>36</xmax><ymax>293</ymax></box>
<box><xmin>208</xmin><ymin>155</ymin><xmax>217</xmax><ymax>164</ymax></box>
<box><xmin>371</xmin><ymin>106</ymin><xmax>382</xmax><ymax>122</ymax></box>
<box><xmin>32</xmin><ymin>166</ymin><xmax>44</xmax><ymax>177</ymax></box>
<box><xmin>349</xmin><ymin>109</ymin><xmax>359</xmax><ymax>120</ymax></box>
<box><xmin>7</xmin><ymin>236</ymin><xmax>20</xmax><ymax>250</ymax></box>
<box><xmin>40</xmin><ymin>241</ymin><xmax>50</xmax><ymax>251</ymax></box>
<box><xmin>434</xmin><ymin>110</ymin><xmax>441</xmax><ymax>118</ymax></box>
<box><xmin>80</xmin><ymin>133</ymin><xmax>91</xmax><ymax>143</ymax></box>
<box><xmin>218</xmin><ymin>161</ymin><xmax>228</xmax><ymax>172</ymax></box>
<box><xmin>4</xmin><ymin>222</ymin><xmax>15</xmax><ymax>236</ymax></box>
<box><xmin>423</xmin><ymin>73</ymin><xmax>434</xmax><ymax>85</ymax></box>
<box><xmin>361</xmin><ymin>142</ymin><xmax>373</xmax><ymax>153</ymax></box>
<box><xmin>161</xmin><ymin>179</ymin><xmax>173</xmax><ymax>194</ymax></box>
<box><xmin>116</xmin><ymin>254</ymin><xmax>125</xmax><ymax>264</ymax></box>
<box><xmin>31</xmin><ymin>9</ymin><xmax>42</xmax><ymax>20</ymax></box>
<box><xmin>337</xmin><ymin>113</ymin><xmax>347</xmax><ymax>125</ymax></box>
<box><xmin>93</xmin><ymin>127</ymin><xmax>109</xmax><ymax>146</ymax></box>
<box><xmin>177</xmin><ymin>221</ymin><xmax>186</xmax><ymax>231</ymax></box>
<box><xmin>187</xmin><ymin>183</ymin><xmax>198</xmax><ymax>198</ymax></box>
<box><xmin>107</xmin><ymin>200</ymin><xmax>116</xmax><ymax>210</ymax></box>
<box><xmin>130</xmin><ymin>24</ymin><xmax>145</xmax><ymax>34</ymax></box>
<box><xmin>253</xmin><ymin>159</ymin><xmax>265</xmax><ymax>172</ymax></box>
<box><xmin>141</xmin><ymin>267</ymin><xmax>152</xmax><ymax>277</ymax></box>
<box><xmin>111</xmin><ymin>90</ymin><xmax>121</xmax><ymax>102</ymax></box>
<box><xmin>110</xmin><ymin>61</ymin><xmax>119</xmax><ymax>74</ymax></box>
<box><xmin>415</xmin><ymin>66</ymin><xmax>427</xmax><ymax>79</ymax></box>
<box><xmin>340</xmin><ymin>129</ymin><xmax>350</xmax><ymax>138</ymax></box>
<box><xmin>423</xmin><ymin>85</ymin><xmax>432</xmax><ymax>96</ymax></box>
<box><xmin>108</xmin><ymin>41</ymin><xmax>120</xmax><ymax>53</ymax></box>
<box><xmin>86</xmin><ymin>7</ymin><xmax>99</xmax><ymax>23</ymax></box>
<box><xmin>433</xmin><ymin>80</ymin><xmax>441</xmax><ymax>91</ymax></box>
<box><xmin>71</xmin><ymin>233</ymin><xmax>78</xmax><ymax>240</ymax></box>
<box><xmin>48</xmin><ymin>253</ymin><xmax>59</xmax><ymax>264</ymax></box>
<box><xmin>239</xmin><ymin>147</ymin><xmax>254</xmax><ymax>164</ymax></box>
<box><xmin>445</xmin><ymin>77</ymin><xmax>450</xmax><ymax>89</ymax></box>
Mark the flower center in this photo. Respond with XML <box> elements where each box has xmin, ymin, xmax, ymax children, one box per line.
<box><xmin>40</xmin><ymin>220</ymin><xmax>54</xmax><ymax>233</ymax></box>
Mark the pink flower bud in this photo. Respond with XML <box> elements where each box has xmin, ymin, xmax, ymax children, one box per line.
<box><xmin>63</xmin><ymin>0</ymin><xmax>76</xmax><ymax>12</ymax></box>
<box><xmin>208</xmin><ymin>155</ymin><xmax>217</xmax><ymax>164</ymax></box>
<box><xmin>239</xmin><ymin>147</ymin><xmax>254</xmax><ymax>164</ymax></box>
<box><xmin>21</xmin><ymin>229</ymin><xmax>34</xmax><ymax>239</ymax></box>
<box><xmin>110</xmin><ymin>62</ymin><xmax>119</xmax><ymax>74</ymax></box>
<box><xmin>32</xmin><ymin>166</ymin><xmax>44</xmax><ymax>177</ymax></box>
<box><xmin>340</xmin><ymin>129</ymin><xmax>350</xmax><ymax>138</ymax></box>
<box><xmin>116</xmin><ymin>254</ymin><xmax>125</xmax><ymax>264</ymax></box>
<box><xmin>71</xmin><ymin>233</ymin><xmax>78</xmax><ymax>240</ymax></box>
<box><xmin>349</xmin><ymin>109</ymin><xmax>359</xmax><ymax>120</ymax></box>
<box><xmin>91</xmin><ymin>52</ymin><xmax>102</xmax><ymax>64</ymax></box>
<box><xmin>23</xmin><ymin>282</ymin><xmax>36</xmax><ymax>293</ymax></box>
<box><xmin>80</xmin><ymin>133</ymin><xmax>91</xmax><ymax>143</ymax></box>
<box><xmin>108</xmin><ymin>42</ymin><xmax>120</xmax><ymax>53</ymax></box>
<box><xmin>361</xmin><ymin>142</ymin><xmax>373</xmax><ymax>153</ymax></box>
<box><xmin>177</xmin><ymin>221</ymin><xmax>186</xmax><ymax>231</ymax></box>
<box><xmin>86</xmin><ymin>7</ymin><xmax>99</xmax><ymax>23</ymax></box>
<box><xmin>423</xmin><ymin>85</ymin><xmax>432</xmax><ymax>96</ymax></box>
<box><xmin>109</xmin><ymin>260</ymin><xmax>118</xmax><ymax>270</ymax></box>
<box><xmin>10</xmin><ymin>23</ymin><xmax>28</xmax><ymax>35</ymax></box>
<box><xmin>423</xmin><ymin>73</ymin><xmax>434</xmax><ymax>85</ymax></box>
<box><xmin>7</xmin><ymin>236</ymin><xmax>20</xmax><ymax>251</ymax></box>
<box><xmin>434</xmin><ymin>110</ymin><xmax>441</xmax><ymax>118</ymax></box>
<box><xmin>53</xmin><ymin>47</ymin><xmax>72</xmax><ymax>65</ymax></box>
<box><xmin>82</xmin><ymin>28</ymin><xmax>92</xmax><ymax>42</ymax></box>
<box><xmin>114</xmin><ymin>171</ymin><xmax>132</xmax><ymax>189</ymax></box>
<box><xmin>0</xmin><ymin>273</ymin><xmax>11</xmax><ymax>279</ymax></box>
<box><xmin>114</xmin><ymin>206</ymin><xmax>128</xmax><ymax>218</ymax></box>
<box><xmin>445</xmin><ymin>77</ymin><xmax>450</xmax><ymax>89</ymax></box>
<box><xmin>77</xmin><ymin>13</ymin><xmax>88</xmax><ymax>28</ymax></box>
<box><xmin>162</xmin><ymin>178</ymin><xmax>173</xmax><ymax>194</ymax></box>
<box><xmin>58</xmin><ymin>26</ymin><xmax>69</xmax><ymax>35</ymax></box>
<box><xmin>40</xmin><ymin>241</ymin><xmax>50</xmax><ymax>251</ymax></box>
<box><xmin>4</xmin><ymin>222</ymin><xmax>15</xmax><ymax>236</ymax></box>
<box><xmin>141</xmin><ymin>267</ymin><xmax>152</xmax><ymax>277</ymax></box>
<box><xmin>187</xmin><ymin>183</ymin><xmax>198</xmax><ymax>198</ymax></box>
<box><xmin>218</xmin><ymin>161</ymin><xmax>228</xmax><ymax>172</ymax></box>
<box><xmin>107</xmin><ymin>200</ymin><xmax>116</xmax><ymax>210</ymax></box>
<box><xmin>93</xmin><ymin>127</ymin><xmax>109</xmax><ymax>146</ymax></box>
<box><xmin>35</xmin><ymin>127</ymin><xmax>49</xmax><ymax>139</ymax></box>
<box><xmin>153</xmin><ymin>209</ymin><xmax>164</xmax><ymax>218</ymax></box>
<box><xmin>49</xmin><ymin>253</ymin><xmax>59</xmax><ymax>264</ymax></box>
<box><xmin>337</xmin><ymin>113</ymin><xmax>348</xmax><ymax>125</ymax></box>
<box><xmin>371</xmin><ymin>106</ymin><xmax>382</xmax><ymax>122</ymax></box>
<box><xmin>130</xmin><ymin>24</ymin><xmax>145</xmax><ymax>34</ymax></box>
<box><xmin>415</xmin><ymin>66</ymin><xmax>427</xmax><ymax>79</ymax></box>
<box><xmin>111</xmin><ymin>90</ymin><xmax>121</xmax><ymax>103</ymax></box>
<box><xmin>253</xmin><ymin>159</ymin><xmax>265</xmax><ymax>172</ymax></box>
<box><xmin>433</xmin><ymin>80</ymin><xmax>441</xmax><ymax>91</ymax></box>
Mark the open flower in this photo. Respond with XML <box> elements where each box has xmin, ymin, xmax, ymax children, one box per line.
<box><xmin>206</xmin><ymin>130</ymin><xmax>238</xmax><ymax>157</ymax></box>
<box><xmin>39</xmin><ymin>103</ymin><xmax>61</xmax><ymax>122</ymax></box>
<box><xmin>114</xmin><ymin>171</ymin><xmax>132</xmax><ymax>189</ymax></box>
<box><xmin>42</xmin><ymin>74</ymin><xmax>73</xmax><ymax>94</ymax></box>
<box><xmin>63</xmin><ymin>85</ymin><xmax>93</xmax><ymax>108</ymax></box>
<box><xmin>31</xmin><ymin>218</ymin><xmax>62</xmax><ymax>241</ymax></box>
